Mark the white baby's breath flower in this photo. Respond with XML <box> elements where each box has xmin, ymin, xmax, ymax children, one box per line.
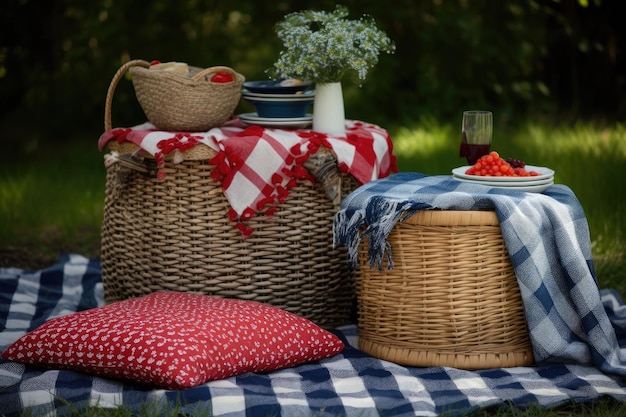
<box><xmin>268</xmin><ymin>5</ymin><xmax>395</xmax><ymax>84</ymax></box>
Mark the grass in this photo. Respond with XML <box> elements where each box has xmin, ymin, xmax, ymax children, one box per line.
<box><xmin>1</xmin><ymin>118</ymin><xmax>626</xmax><ymax>416</ymax></box>
<box><xmin>0</xmin><ymin>133</ymin><xmax>105</xmax><ymax>263</ymax></box>
<box><xmin>17</xmin><ymin>396</ymin><xmax>211</xmax><ymax>417</ymax></box>
<box><xmin>13</xmin><ymin>396</ymin><xmax>626</xmax><ymax>416</ymax></box>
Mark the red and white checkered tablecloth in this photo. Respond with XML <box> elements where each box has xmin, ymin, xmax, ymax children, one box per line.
<box><xmin>98</xmin><ymin>118</ymin><xmax>397</xmax><ymax>237</ymax></box>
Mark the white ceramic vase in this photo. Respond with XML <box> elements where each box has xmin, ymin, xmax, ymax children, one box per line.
<box><xmin>313</xmin><ymin>82</ymin><xmax>345</xmax><ymax>134</ymax></box>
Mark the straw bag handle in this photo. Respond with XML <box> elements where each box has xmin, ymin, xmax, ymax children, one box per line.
<box><xmin>191</xmin><ymin>65</ymin><xmax>239</xmax><ymax>82</ymax></box>
<box><xmin>104</xmin><ymin>59</ymin><xmax>151</xmax><ymax>132</ymax></box>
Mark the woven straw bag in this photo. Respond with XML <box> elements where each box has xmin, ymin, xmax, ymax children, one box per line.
<box><xmin>105</xmin><ymin>59</ymin><xmax>244</xmax><ymax>132</ymax></box>
<box><xmin>356</xmin><ymin>210</ymin><xmax>534</xmax><ymax>369</ymax></box>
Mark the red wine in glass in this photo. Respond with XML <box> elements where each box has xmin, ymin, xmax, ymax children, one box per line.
<box><xmin>460</xmin><ymin>131</ymin><xmax>491</xmax><ymax>165</ymax></box>
<box><xmin>460</xmin><ymin>111</ymin><xmax>493</xmax><ymax>165</ymax></box>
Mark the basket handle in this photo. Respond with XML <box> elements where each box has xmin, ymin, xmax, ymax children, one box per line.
<box><xmin>104</xmin><ymin>59</ymin><xmax>151</xmax><ymax>132</ymax></box>
<box><xmin>191</xmin><ymin>65</ymin><xmax>239</xmax><ymax>82</ymax></box>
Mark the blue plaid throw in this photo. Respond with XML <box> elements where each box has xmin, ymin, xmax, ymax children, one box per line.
<box><xmin>2</xmin><ymin>254</ymin><xmax>626</xmax><ymax>416</ymax></box>
<box><xmin>334</xmin><ymin>172</ymin><xmax>626</xmax><ymax>378</ymax></box>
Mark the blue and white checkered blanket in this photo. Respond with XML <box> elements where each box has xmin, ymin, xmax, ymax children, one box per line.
<box><xmin>334</xmin><ymin>172</ymin><xmax>626</xmax><ymax>378</ymax></box>
<box><xmin>2</xmin><ymin>254</ymin><xmax>626</xmax><ymax>416</ymax></box>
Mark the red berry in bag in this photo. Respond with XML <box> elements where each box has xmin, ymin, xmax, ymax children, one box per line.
<box><xmin>211</xmin><ymin>72</ymin><xmax>234</xmax><ymax>83</ymax></box>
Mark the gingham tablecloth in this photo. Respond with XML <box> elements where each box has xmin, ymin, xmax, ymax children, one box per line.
<box><xmin>98</xmin><ymin>118</ymin><xmax>397</xmax><ymax>237</ymax></box>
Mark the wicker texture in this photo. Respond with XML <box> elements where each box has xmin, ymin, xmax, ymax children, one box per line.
<box><xmin>105</xmin><ymin>60</ymin><xmax>244</xmax><ymax>132</ymax></box>
<box><xmin>101</xmin><ymin>142</ymin><xmax>357</xmax><ymax>328</ymax></box>
<box><xmin>357</xmin><ymin>210</ymin><xmax>534</xmax><ymax>369</ymax></box>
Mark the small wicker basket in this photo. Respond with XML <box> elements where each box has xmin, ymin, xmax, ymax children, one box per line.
<box><xmin>101</xmin><ymin>138</ymin><xmax>358</xmax><ymax>328</ymax></box>
<box><xmin>105</xmin><ymin>59</ymin><xmax>245</xmax><ymax>132</ymax></box>
<box><xmin>356</xmin><ymin>210</ymin><xmax>534</xmax><ymax>369</ymax></box>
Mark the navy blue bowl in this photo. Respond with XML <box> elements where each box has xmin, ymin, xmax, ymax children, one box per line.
<box><xmin>244</xmin><ymin>97</ymin><xmax>314</xmax><ymax>118</ymax></box>
<box><xmin>243</xmin><ymin>80</ymin><xmax>312</xmax><ymax>94</ymax></box>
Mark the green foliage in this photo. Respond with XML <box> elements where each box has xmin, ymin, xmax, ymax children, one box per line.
<box><xmin>1</xmin><ymin>0</ymin><xmax>624</xmax><ymax>142</ymax></box>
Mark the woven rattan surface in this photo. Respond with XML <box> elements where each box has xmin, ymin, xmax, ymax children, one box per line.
<box><xmin>105</xmin><ymin>59</ymin><xmax>244</xmax><ymax>132</ymax></box>
<box><xmin>101</xmin><ymin>142</ymin><xmax>356</xmax><ymax>328</ymax></box>
<box><xmin>356</xmin><ymin>210</ymin><xmax>534</xmax><ymax>369</ymax></box>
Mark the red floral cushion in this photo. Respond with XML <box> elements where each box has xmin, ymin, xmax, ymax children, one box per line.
<box><xmin>2</xmin><ymin>291</ymin><xmax>344</xmax><ymax>389</ymax></box>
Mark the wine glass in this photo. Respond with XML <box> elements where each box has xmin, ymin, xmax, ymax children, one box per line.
<box><xmin>459</xmin><ymin>111</ymin><xmax>493</xmax><ymax>165</ymax></box>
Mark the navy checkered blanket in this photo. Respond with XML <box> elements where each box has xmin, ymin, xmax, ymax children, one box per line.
<box><xmin>2</xmin><ymin>254</ymin><xmax>626</xmax><ymax>416</ymax></box>
<box><xmin>334</xmin><ymin>172</ymin><xmax>626</xmax><ymax>378</ymax></box>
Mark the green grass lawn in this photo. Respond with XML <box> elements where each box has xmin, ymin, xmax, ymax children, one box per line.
<box><xmin>0</xmin><ymin>117</ymin><xmax>624</xmax><ymax>287</ymax></box>
<box><xmin>1</xmin><ymin>118</ymin><xmax>625</xmax><ymax>416</ymax></box>
<box><xmin>0</xmin><ymin>133</ymin><xmax>105</xmax><ymax>263</ymax></box>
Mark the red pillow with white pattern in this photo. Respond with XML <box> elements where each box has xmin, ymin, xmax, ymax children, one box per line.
<box><xmin>2</xmin><ymin>291</ymin><xmax>344</xmax><ymax>389</ymax></box>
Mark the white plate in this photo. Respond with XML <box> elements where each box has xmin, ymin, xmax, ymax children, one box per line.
<box><xmin>238</xmin><ymin>113</ymin><xmax>313</xmax><ymax>129</ymax></box>
<box><xmin>452</xmin><ymin>165</ymin><xmax>554</xmax><ymax>182</ymax></box>
<box><xmin>453</xmin><ymin>177</ymin><xmax>554</xmax><ymax>193</ymax></box>
<box><xmin>452</xmin><ymin>175</ymin><xmax>555</xmax><ymax>187</ymax></box>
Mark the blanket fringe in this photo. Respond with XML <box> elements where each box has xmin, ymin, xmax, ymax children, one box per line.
<box><xmin>333</xmin><ymin>208</ymin><xmax>364</xmax><ymax>268</ymax></box>
<box><xmin>365</xmin><ymin>199</ymin><xmax>417</xmax><ymax>270</ymax></box>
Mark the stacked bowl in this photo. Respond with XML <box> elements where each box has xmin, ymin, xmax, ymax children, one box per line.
<box><xmin>239</xmin><ymin>80</ymin><xmax>314</xmax><ymax>129</ymax></box>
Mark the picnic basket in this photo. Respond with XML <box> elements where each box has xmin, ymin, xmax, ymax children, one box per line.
<box><xmin>356</xmin><ymin>210</ymin><xmax>534</xmax><ymax>369</ymax></box>
<box><xmin>100</xmin><ymin>105</ymin><xmax>358</xmax><ymax>328</ymax></box>
<box><xmin>105</xmin><ymin>59</ymin><xmax>244</xmax><ymax>132</ymax></box>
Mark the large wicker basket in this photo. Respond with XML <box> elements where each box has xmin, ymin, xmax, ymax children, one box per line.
<box><xmin>101</xmin><ymin>140</ymin><xmax>357</xmax><ymax>328</ymax></box>
<box><xmin>356</xmin><ymin>210</ymin><xmax>534</xmax><ymax>369</ymax></box>
<box><xmin>105</xmin><ymin>59</ymin><xmax>244</xmax><ymax>132</ymax></box>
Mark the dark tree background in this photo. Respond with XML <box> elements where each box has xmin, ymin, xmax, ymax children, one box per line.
<box><xmin>1</xmin><ymin>0</ymin><xmax>624</xmax><ymax>144</ymax></box>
